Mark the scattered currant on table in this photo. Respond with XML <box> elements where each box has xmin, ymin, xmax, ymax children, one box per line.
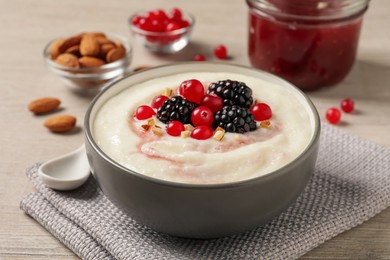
<box><xmin>326</xmin><ymin>107</ymin><xmax>341</xmax><ymax>124</ymax></box>
<box><xmin>214</xmin><ymin>45</ymin><xmax>228</xmax><ymax>59</ymax></box>
<box><xmin>341</xmin><ymin>98</ymin><xmax>355</xmax><ymax>113</ymax></box>
<box><xmin>194</xmin><ymin>54</ymin><xmax>206</xmax><ymax>62</ymax></box>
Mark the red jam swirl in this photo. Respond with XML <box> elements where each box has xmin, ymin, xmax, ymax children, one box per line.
<box><xmin>247</xmin><ymin>0</ymin><xmax>368</xmax><ymax>90</ymax></box>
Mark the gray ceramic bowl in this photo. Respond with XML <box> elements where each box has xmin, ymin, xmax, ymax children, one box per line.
<box><xmin>84</xmin><ymin>63</ymin><xmax>321</xmax><ymax>239</ymax></box>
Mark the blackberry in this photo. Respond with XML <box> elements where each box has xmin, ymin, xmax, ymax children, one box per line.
<box><xmin>213</xmin><ymin>106</ymin><xmax>257</xmax><ymax>133</ymax></box>
<box><xmin>157</xmin><ymin>96</ymin><xmax>197</xmax><ymax>124</ymax></box>
<box><xmin>207</xmin><ymin>80</ymin><xmax>253</xmax><ymax>108</ymax></box>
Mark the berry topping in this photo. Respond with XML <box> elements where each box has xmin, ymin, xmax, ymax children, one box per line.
<box><xmin>201</xmin><ymin>94</ymin><xmax>223</xmax><ymax>113</ymax></box>
<box><xmin>341</xmin><ymin>98</ymin><xmax>354</xmax><ymax>113</ymax></box>
<box><xmin>207</xmin><ymin>80</ymin><xmax>253</xmax><ymax>108</ymax></box>
<box><xmin>166</xmin><ymin>121</ymin><xmax>185</xmax><ymax>136</ymax></box>
<box><xmin>194</xmin><ymin>54</ymin><xmax>206</xmax><ymax>61</ymax></box>
<box><xmin>151</xmin><ymin>95</ymin><xmax>169</xmax><ymax>109</ymax></box>
<box><xmin>214</xmin><ymin>106</ymin><xmax>257</xmax><ymax>133</ymax></box>
<box><xmin>179</xmin><ymin>79</ymin><xmax>205</xmax><ymax>104</ymax></box>
<box><xmin>214</xmin><ymin>45</ymin><xmax>228</xmax><ymax>59</ymax></box>
<box><xmin>191</xmin><ymin>106</ymin><xmax>214</xmax><ymax>127</ymax></box>
<box><xmin>191</xmin><ymin>125</ymin><xmax>214</xmax><ymax>140</ymax></box>
<box><xmin>251</xmin><ymin>103</ymin><xmax>272</xmax><ymax>121</ymax></box>
<box><xmin>135</xmin><ymin>105</ymin><xmax>156</xmax><ymax>120</ymax></box>
<box><xmin>326</xmin><ymin>107</ymin><xmax>341</xmax><ymax>124</ymax></box>
<box><xmin>156</xmin><ymin>96</ymin><xmax>197</xmax><ymax>124</ymax></box>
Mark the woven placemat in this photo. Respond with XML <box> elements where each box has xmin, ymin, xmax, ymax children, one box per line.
<box><xmin>20</xmin><ymin>124</ymin><xmax>390</xmax><ymax>260</ymax></box>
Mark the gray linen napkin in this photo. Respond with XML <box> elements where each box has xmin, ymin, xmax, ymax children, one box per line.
<box><xmin>20</xmin><ymin>124</ymin><xmax>390</xmax><ymax>260</ymax></box>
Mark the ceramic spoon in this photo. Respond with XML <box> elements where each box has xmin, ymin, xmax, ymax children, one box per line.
<box><xmin>38</xmin><ymin>145</ymin><xmax>91</xmax><ymax>191</ymax></box>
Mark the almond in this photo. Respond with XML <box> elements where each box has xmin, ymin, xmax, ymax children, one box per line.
<box><xmin>79</xmin><ymin>56</ymin><xmax>105</xmax><ymax>68</ymax></box>
<box><xmin>80</xmin><ymin>34</ymin><xmax>100</xmax><ymax>57</ymax></box>
<box><xmin>87</xmin><ymin>32</ymin><xmax>106</xmax><ymax>38</ymax></box>
<box><xmin>28</xmin><ymin>97</ymin><xmax>61</xmax><ymax>114</ymax></box>
<box><xmin>65</xmin><ymin>44</ymin><xmax>81</xmax><ymax>57</ymax></box>
<box><xmin>96</xmin><ymin>37</ymin><xmax>115</xmax><ymax>45</ymax></box>
<box><xmin>58</xmin><ymin>33</ymin><xmax>84</xmax><ymax>53</ymax></box>
<box><xmin>55</xmin><ymin>53</ymin><xmax>80</xmax><ymax>68</ymax></box>
<box><xmin>44</xmin><ymin>115</ymin><xmax>76</xmax><ymax>133</ymax></box>
<box><xmin>50</xmin><ymin>38</ymin><xmax>65</xmax><ymax>59</ymax></box>
<box><xmin>100</xmin><ymin>43</ymin><xmax>115</xmax><ymax>58</ymax></box>
<box><xmin>106</xmin><ymin>46</ymin><xmax>126</xmax><ymax>63</ymax></box>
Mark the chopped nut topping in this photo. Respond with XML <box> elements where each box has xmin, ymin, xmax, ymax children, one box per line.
<box><xmin>184</xmin><ymin>124</ymin><xmax>194</xmax><ymax>131</ymax></box>
<box><xmin>152</xmin><ymin>126</ymin><xmax>163</xmax><ymax>136</ymax></box>
<box><xmin>141</xmin><ymin>124</ymin><xmax>151</xmax><ymax>131</ymax></box>
<box><xmin>213</xmin><ymin>130</ymin><xmax>225</xmax><ymax>141</ymax></box>
<box><xmin>215</xmin><ymin>126</ymin><xmax>225</xmax><ymax>133</ymax></box>
<box><xmin>181</xmin><ymin>130</ymin><xmax>191</xmax><ymax>138</ymax></box>
<box><xmin>164</xmin><ymin>88</ymin><xmax>173</xmax><ymax>98</ymax></box>
<box><xmin>260</xmin><ymin>120</ymin><xmax>271</xmax><ymax>128</ymax></box>
<box><xmin>147</xmin><ymin>117</ymin><xmax>156</xmax><ymax>126</ymax></box>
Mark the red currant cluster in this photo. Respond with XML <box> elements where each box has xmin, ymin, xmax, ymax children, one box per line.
<box><xmin>131</xmin><ymin>8</ymin><xmax>190</xmax><ymax>45</ymax></box>
<box><xmin>134</xmin><ymin>79</ymin><xmax>273</xmax><ymax>140</ymax></box>
<box><xmin>325</xmin><ymin>98</ymin><xmax>355</xmax><ymax>124</ymax></box>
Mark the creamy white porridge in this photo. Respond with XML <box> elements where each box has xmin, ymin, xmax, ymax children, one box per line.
<box><xmin>93</xmin><ymin>72</ymin><xmax>314</xmax><ymax>184</ymax></box>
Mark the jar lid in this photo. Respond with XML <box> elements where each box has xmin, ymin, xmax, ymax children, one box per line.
<box><xmin>247</xmin><ymin>0</ymin><xmax>369</xmax><ymax>21</ymax></box>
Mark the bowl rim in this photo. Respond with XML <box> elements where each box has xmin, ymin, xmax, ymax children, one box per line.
<box><xmin>128</xmin><ymin>10</ymin><xmax>195</xmax><ymax>36</ymax></box>
<box><xmin>43</xmin><ymin>32</ymin><xmax>133</xmax><ymax>73</ymax></box>
<box><xmin>84</xmin><ymin>62</ymin><xmax>321</xmax><ymax>190</ymax></box>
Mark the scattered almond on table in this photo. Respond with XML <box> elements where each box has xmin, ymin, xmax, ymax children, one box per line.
<box><xmin>50</xmin><ymin>32</ymin><xmax>126</xmax><ymax>68</ymax></box>
<box><xmin>44</xmin><ymin>115</ymin><xmax>77</xmax><ymax>133</ymax></box>
<box><xmin>28</xmin><ymin>97</ymin><xmax>61</xmax><ymax>114</ymax></box>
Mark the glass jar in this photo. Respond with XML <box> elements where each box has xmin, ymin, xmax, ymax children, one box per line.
<box><xmin>246</xmin><ymin>0</ymin><xmax>369</xmax><ymax>90</ymax></box>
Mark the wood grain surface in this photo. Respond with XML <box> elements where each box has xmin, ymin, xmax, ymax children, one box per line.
<box><xmin>0</xmin><ymin>0</ymin><xmax>389</xmax><ymax>259</ymax></box>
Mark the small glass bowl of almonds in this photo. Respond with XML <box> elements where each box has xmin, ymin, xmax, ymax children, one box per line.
<box><xmin>43</xmin><ymin>32</ymin><xmax>132</xmax><ymax>95</ymax></box>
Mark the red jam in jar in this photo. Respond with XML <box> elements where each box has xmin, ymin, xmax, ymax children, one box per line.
<box><xmin>246</xmin><ymin>0</ymin><xmax>369</xmax><ymax>90</ymax></box>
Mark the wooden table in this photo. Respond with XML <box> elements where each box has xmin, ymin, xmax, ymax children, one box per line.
<box><xmin>1</xmin><ymin>0</ymin><xmax>389</xmax><ymax>259</ymax></box>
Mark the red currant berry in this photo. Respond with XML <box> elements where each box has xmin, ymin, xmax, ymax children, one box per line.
<box><xmin>251</xmin><ymin>103</ymin><xmax>272</xmax><ymax>121</ymax></box>
<box><xmin>191</xmin><ymin>126</ymin><xmax>213</xmax><ymax>140</ymax></box>
<box><xmin>214</xmin><ymin>45</ymin><xmax>228</xmax><ymax>59</ymax></box>
<box><xmin>170</xmin><ymin>8</ymin><xmax>183</xmax><ymax>21</ymax></box>
<box><xmin>166</xmin><ymin>22</ymin><xmax>180</xmax><ymax>32</ymax></box>
<box><xmin>151</xmin><ymin>95</ymin><xmax>169</xmax><ymax>109</ymax></box>
<box><xmin>179</xmin><ymin>20</ymin><xmax>190</xmax><ymax>28</ymax></box>
<box><xmin>194</xmin><ymin>54</ymin><xmax>206</xmax><ymax>62</ymax></box>
<box><xmin>138</xmin><ymin>18</ymin><xmax>153</xmax><ymax>31</ymax></box>
<box><xmin>178</xmin><ymin>79</ymin><xmax>205</xmax><ymax>104</ymax></box>
<box><xmin>326</xmin><ymin>107</ymin><xmax>341</xmax><ymax>124</ymax></box>
<box><xmin>201</xmin><ymin>94</ymin><xmax>223</xmax><ymax>113</ymax></box>
<box><xmin>150</xmin><ymin>19</ymin><xmax>165</xmax><ymax>32</ymax></box>
<box><xmin>191</xmin><ymin>106</ymin><xmax>214</xmax><ymax>127</ymax></box>
<box><xmin>166</xmin><ymin>121</ymin><xmax>185</xmax><ymax>136</ymax></box>
<box><xmin>135</xmin><ymin>105</ymin><xmax>156</xmax><ymax>120</ymax></box>
<box><xmin>153</xmin><ymin>9</ymin><xmax>168</xmax><ymax>21</ymax></box>
<box><xmin>341</xmin><ymin>98</ymin><xmax>354</xmax><ymax>113</ymax></box>
<box><xmin>132</xmin><ymin>15</ymin><xmax>142</xmax><ymax>26</ymax></box>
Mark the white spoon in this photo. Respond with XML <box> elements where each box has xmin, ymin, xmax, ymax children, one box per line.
<box><xmin>38</xmin><ymin>145</ymin><xmax>90</xmax><ymax>191</ymax></box>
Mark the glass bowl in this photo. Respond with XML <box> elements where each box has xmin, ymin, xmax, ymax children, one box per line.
<box><xmin>43</xmin><ymin>33</ymin><xmax>132</xmax><ymax>95</ymax></box>
<box><xmin>129</xmin><ymin>10</ymin><xmax>195</xmax><ymax>54</ymax></box>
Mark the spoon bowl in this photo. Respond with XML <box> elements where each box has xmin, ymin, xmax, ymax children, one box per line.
<box><xmin>38</xmin><ymin>145</ymin><xmax>90</xmax><ymax>191</ymax></box>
